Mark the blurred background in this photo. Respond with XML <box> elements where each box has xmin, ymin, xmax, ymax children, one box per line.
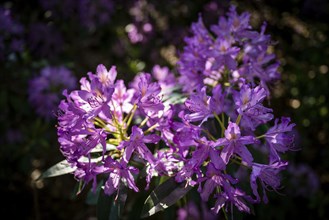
<box><xmin>0</xmin><ymin>0</ymin><xmax>328</xmax><ymax>219</ymax></box>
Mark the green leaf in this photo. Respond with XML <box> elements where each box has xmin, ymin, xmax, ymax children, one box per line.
<box><xmin>86</xmin><ymin>180</ymin><xmax>104</xmax><ymax>205</ymax></box>
<box><xmin>97</xmin><ymin>186</ymin><xmax>127</xmax><ymax>220</ymax></box>
<box><xmin>140</xmin><ymin>177</ymin><xmax>193</xmax><ymax>218</ymax></box>
<box><xmin>91</xmin><ymin>143</ymin><xmax>116</xmax><ymax>153</ymax></box>
<box><xmin>109</xmin><ymin>187</ymin><xmax>127</xmax><ymax>220</ymax></box>
<box><xmin>163</xmin><ymin>92</ymin><xmax>186</xmax><ymax>106</ymax></box>
<box><xmin>70</xmin><ymin>181</ymin><xmax>84</xmax><ymax>200</ymax></box>
<box><xmin>38</xmin><ymin>160</ymin><xmax>76</xmax><ymax>180</ymax></box>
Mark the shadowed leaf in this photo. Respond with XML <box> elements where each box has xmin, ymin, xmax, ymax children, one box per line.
<box><xmin>38</xmin><ymin>160</ymin><xmax>76</xmax><ymax>180</ymax></box>
<box><xmin>140</xmin><ymin>177</ymin><xmax>192</xmax><ymax>218</ymax></box>
<box><xmin>97</xmin><ymin>186</ymin><xmax>127</xmax><ymax>220</ymax></box>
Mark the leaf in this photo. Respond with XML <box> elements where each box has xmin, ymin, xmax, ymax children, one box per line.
<box><xmin>91</xmin><ymin>143</ymin><xmax>116</xmax><ymax>153</ymax></box>
<box><xmin>86</xmin><ymin>180</ymin><xmax>104</xmax><ymax>205</ymax></box>
<box><xmin>70</xmin><ymin>181</ymin><xmax>84</xmax><ymax>200</ymax></box>
<box><xmin>38</xmin><ymin>160</ymin><xmax>76</xmax><ymax>180</ymax></box>
<box><xmin>97</xmin><ymin>189</ymin><xmax>113</xmax><ymax>220</ymax></box>
<box><xmin>97</xmin><ymin>185</ymin><xmax>127</xmax><ymax>220</ymax></box>
<box><xmin>109</xmin><ymin>187</ymin><xmax>127</xmax><ymax>220</ymax></box>
<box><xmin>140</xmin><ymin>177</ymin><xmax>193</xmax><ymax>218</ymax></box>
<box><xmin>163</xmin><ymin>93</ymin><xmax>186</xmax><ymax>106</ymax></box>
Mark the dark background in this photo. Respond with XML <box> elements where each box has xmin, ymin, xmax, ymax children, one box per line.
<box><xmin>1</xmin><ymin>0</ymin><xmax>328</xmax><ymax>219</ymax></box>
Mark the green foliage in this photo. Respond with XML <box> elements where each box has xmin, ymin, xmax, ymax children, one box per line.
<box><xmin>37</xmin><ymin>160</ymin><xmax>76</xmax><ymax>180</ymax></box>
<box><xmin>141</xmin><ymin>177</ymin><xmax>192</xmax><ymax>218</ymax></box>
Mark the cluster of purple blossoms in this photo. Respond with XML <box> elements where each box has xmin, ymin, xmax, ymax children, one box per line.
<box><xmin>57</xmin><ymin>64</ymin><xmax>176</xmax><ymax>194</ymax></box>
<box><xmin>54</xmin><ymin>6</ymin><xmax>296</xmax><ymax>218</ymax></box>
<box><xmin>178</xmin><ymin>6</ymin><xmax>280</xmax><ymax>94</ymax></box>
<box><xmin>171</xmin><ymin>6</ymin><xmax>296</xmax><ymax>214</ymax></box>
<box><xmin>28</xmin><ymin>66</ymin><xmax>76</xmax><ymax>119</ymax></box>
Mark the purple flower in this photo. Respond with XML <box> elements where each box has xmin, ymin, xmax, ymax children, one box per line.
<box><xmin>102</xmin><ymin>157</ymin><xmax>139</xmax><ymax>196</ymax></box>
<box><xmin>28</xmin><ymin>66</ymin><xmax>76</xmax><ymax>119</ymax></box>
<box><xmin>126</xmin><ymin>23</ymin><xmax>144</xmax><ymax>44</ymax></box>
<box><xmin>200</xmin><ymin>163</ymin><xmax>251</xmax><ymax>214</ymax></box>
<box><xmin>212</xmin><ymin>186</ymin><xmax>251</xmax><ymax>214</ymax></box>
<box><xmin>209</xmin><ymin>84</ymin><xmax>225</xmax><ymax>115</ymax></box>
<box><xmin>75</xmin><ymin>127</ymin><xmax>108</xmax><ymax>158</ymax></box>
<box><xmin>211</xmin><ymin>5</ymin><xmax>251</xmax><ymax>40</ymax></box>
<box><xmin>211</xmin><ymin>38</ymin><xmax>240</xmax><ymax>70</ymax></box>
<box><xmin>118</xmin><ymin>126</ymin><xmax>160</xmax><ymax>166</ymax></box>
<box><xmin>72</xmin><ymin>65</ymin><xmax>115</xmax><ymax>119</ymax></box>
<box><xmin>151</xmin><ymin>65</ymin><xmax>176</xmax><ymax>94</ymax></box>
<box><xmin>57</xmin><ymin>93</ymin><xmax>87</xmax><ymax>133</ymax></box>
<box><xmin>178</xmin><ymin>5</ymin><xmax>281</xmax><ymax>94</ymax></box>
<box><xmin>184</xmin><ymin>87</ymin><xmax>211</xmax><ymax>123</ymax></box>
<box><xmin>111</xmin><ymin>79</ymin><xmax>134</xmax><ymax>115</ymax></box>
<box><xmin>175</xmin><ymin>138</ymin><xmax>224</xmax><ymax>185</ymax></box>
<box><xmin>178</xmin><ymin>16</ymin><xmax>213</xmax><ymax>93</ymax></box>
<box><xmin>183</xmin><ymin>85</ymin><xmax>225</xmax><ymax>123</ymax></box>
<box><xmin>265</xmin><ymin>117</ymin><xmax>296</xmax><ymax>162</ymax></box>
<box><xmin>234</xmin><ymin>84</ymin><xmax>273</xmax><ymax>130</ymax></box>
<box><xmin>250</xmin><ymin>161</ymin><xmax>288</xmax><ymax>203</ymax></box>
<box><xmin>199</xmin><ymin>163</ymin><xmax>234</xmax><ymax>201</ymax></box>
<box><xmin>214</xmin><ymin>122</ymin><xmax>257</xmax><ymax>165</ymax></box>
<box><xmin>172</xmin><ymin>117</ymin><xmax>201</xmax><ymax>151</ymax></box>
<box><xmin>145</xmin><ymin>149</ymin><xmax>181</xmax><ymax>189</ymax></box>
<box><xmin>74</xmin><ymin>162</ymin><xmax>101</xmax><ymax>193</ymax></box>
<box><xmin>136</xmin><ymin>73</ymin><xmax>164</xmax><ymax>118</ymax></box>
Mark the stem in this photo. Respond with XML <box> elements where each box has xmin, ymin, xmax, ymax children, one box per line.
<box><xmin>107</xmin><ymin>139</ymin><xmax>121</xmax><ymax>146</ymax></box>
<box><xmin>217</xmin><ymin>187</ymin><xmax>228</xmax><ymax>220</ymax></box>
<box><xmin>126</xmin><ymin>105</ymin><xmax>137</xmax><ymax>128</ymax></box>
<box><xmin>202</xmin><ymin>129</ymin><xmax>217</xmax><ymax>141</ymax></box>
<box><xmin>221</xmin><ymin>113</ymin><xmax>225</xmax><ymax>137</ymax></box>
<box><xmin>256</xmin><ymin>134</ymin><xmax>265</xmax><ymax>139</ymax></box>
<box><xmin>144</xmin><ymin>123</ymin><xmax>159</xmax><ymax>135</ymax></box>
<box><xmin>235</xmin><ymin>114</ymin><xmax>242</xmax><ymax>125</ymax></box>
<box><xmin>93</xmin><ymin>117</ymin><xmax>115</xmax><ymax>133</ymax></box>
<box><xmin>222</xmin><ymin>207</ymin><xmax>229</xmax><ymax>220</ymax></box>
<box><xmin>230</xmin><ymin>157</ymin><xmax>250</xmax><ymax>169</ymax></box>
<box><xmin>94</xmin><ymin>117</ymin><xmax>108</xmax><ymax>127</ymax></box>
<box><xmin>214</xmin><ymin>113</ymin><xmax>226</xmax><ymax>133</ymax></box>
<box><xmin>139</xmin><ymin>116</ymin><xmax>149</xmax><ymax>128</ymax></box>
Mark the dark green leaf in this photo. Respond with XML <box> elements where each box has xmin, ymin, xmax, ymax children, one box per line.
<box><xmin>70</xmin><ymin>181</ymin><xmax>84</xmax><ymax>200</ymax></box>
<box><xmin>97</xmin><ymin>185</ymin><xmax>127</xmax><ymax>220</ymax></box>
<box><xmin>109</xmin><ymin>187</ymin><xmax>127</xmax><ymax>219</ymax></box>
<box><xmin>140</xmin><ymin>177</ymin><xmax>193</xmax><ymax>218</ymax></box>
<box><xmin>86</xmin><ymin>180</ymin><xmax>104</xmax><ymax>205</ymax></box>
<box><xmin>38</xmin><ymin>160</ymin><xmax>76</xmax><ymax>180</ymax></box>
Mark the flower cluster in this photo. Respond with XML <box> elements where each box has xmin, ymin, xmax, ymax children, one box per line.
<box><xmin>55</xmin><ymin>6</ymin><xmax>296</xmax><ymax>217</ymax></box>
<box><xmin>28</xmin><ymin>66</ymin><xmax>76</xmax><ymax>119</ymax></box>
<box><xmin>178</xmin><ymin>6</ymin><xmax>280</xmax><ymax>94</ymax></box>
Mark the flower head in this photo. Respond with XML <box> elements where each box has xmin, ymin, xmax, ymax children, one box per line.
<box><xmin>250</xmin><ymin>161</ymin><xmax>288</xmax><ymax>203</ymax></box>
<box><xmin>214</xmin><ymin>122</ymin><xmax>257</xmax><ymax>165</ymax></box>
<box><xmin>265</xmin><ymin>117</ymin><xmax>296</xmax><ymax>161</ymax></box>
<box><xmin>234</xmin><ymin>84</ymin><xmax>273</xmax><ymax>130</ymax></box>
<box><xmin>28</xmin><ymin>66</ymin><xmax>76</xmax><ymax>119</ymax></box>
